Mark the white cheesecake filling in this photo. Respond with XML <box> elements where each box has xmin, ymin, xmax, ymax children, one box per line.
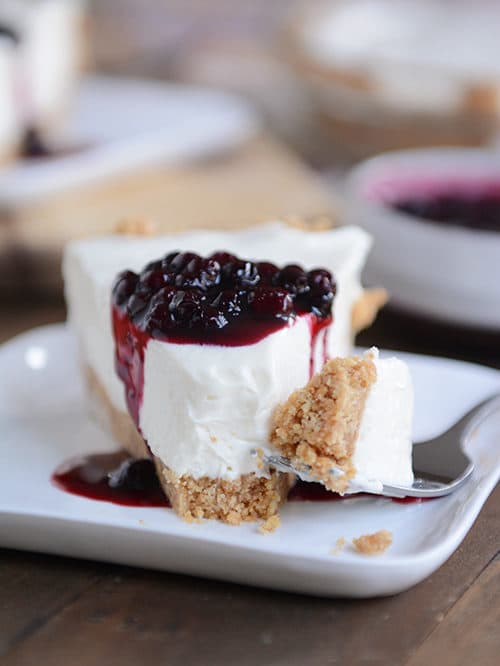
<box><xmin>141</xmin><ymin>318</ymin><xmax>311</xmax><ymax>480</ymax></box>
<box><xmin>63</xmin><ymin>223</ymin><xmax>372</xmax><ymax>417</ymax></box>
<box><xmin>349</xmin><ymin>348</ymin><xmax>414</xmax><ymax>494</ymax></box>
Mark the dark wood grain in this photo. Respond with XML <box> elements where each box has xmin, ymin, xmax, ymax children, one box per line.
<box><xmin>1</xmin><ymin>486</ymin><xmax>498</xmax><ymax>666</ymax></box>
<box><xmin>407</xmin><ymin>556</ymin><xmax>500</xmax><ymax>666</ymax></box>
<box><xmin>0</xmin><ymin>552</ymin><xmax>103</xmax><ymax>658</ymax></box>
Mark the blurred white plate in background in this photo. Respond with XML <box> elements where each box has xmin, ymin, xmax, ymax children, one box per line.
<box><xmin>0</xmin><ymin>75</ymin><xmax>259</xmax><ymax>206</ymax></box>
<box><xmin>345</xmin><ymin>148</ymin><xmax>500</xmax><ymax>331</ymax></box>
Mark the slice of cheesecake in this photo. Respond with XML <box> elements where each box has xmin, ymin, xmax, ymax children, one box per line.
<box><xmin>63</xmin><ymin>222</ymin><xmax>376</xmax><ymax>523</ymax></box>
<box><xmin>271</xmin><ymin>348</ymin><xmax>414</xmax><ymax>494</ymax></box>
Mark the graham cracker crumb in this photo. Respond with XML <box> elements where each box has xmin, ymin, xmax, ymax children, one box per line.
<box><xmin>329</xmin><ymin>537</ymin><xmax>346</xmax><ymax>555</ymax></box>
<box><xmin>351</xmin><ymin>288</ymin><xmax>388</xmax><ymax>334</ymax></box>
<box><xmin>271</xmin><ymin>355</ymin><xmax>377</xmax><ymax>491</ymax></box>
<box><xmin>114</xmin><ymin>217</ymin><xmax>158</xmax><ymax>236</ymax></box>
<box><xmin>283</xmin><ymin>214</ymin><xmax>337</xmax><ymax>231</ymax></box>
<box><xmin>258</xmin><ymin>514</ymin><xmax>281</xmax><ymax>534</ymax></box>
<box><xmin>352</xmin><ymin>530</ymin><xmax>393</xmax><ymax>555</ymax></box>
<box><xmin>255</xmin><ymin>448</ymin><xmax>265</xmax><ymax>470</ymax></box>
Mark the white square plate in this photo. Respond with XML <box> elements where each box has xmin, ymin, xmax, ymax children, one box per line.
<box><xmin>1</xmin><ymin>324</ymin><xmax>499</xmax><ymax>598</ymax></box>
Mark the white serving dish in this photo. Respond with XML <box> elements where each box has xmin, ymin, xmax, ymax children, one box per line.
<box><xmin>345</xmin><ymin>148</ymin><xmax>500</xmax><ymax>330</ymax></box>
<box><xmin>1</xmin><ymin>324</ymin><xmax>499</xmax><ymax>598</ymax></box>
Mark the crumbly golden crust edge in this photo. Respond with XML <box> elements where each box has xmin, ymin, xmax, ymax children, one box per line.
<box><xmin>352</xmin><ymin>288</ymin><xmax>388</xmax><ymax>334</ymax></box>
<box><xmin>271</xmin><ymin>355</ymin><xmax>377</xmax><ymax>492</ymax></box>
<box><xmin>156</xmin><ymin>463</ymin><xmax>294</xmax><ymax>526</ymax></box>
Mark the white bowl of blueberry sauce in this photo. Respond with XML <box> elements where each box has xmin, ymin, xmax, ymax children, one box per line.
<box><xmin>345</xmin><ymin>148</ymin><xmax>500</xmax><ymax>331</ymax></box>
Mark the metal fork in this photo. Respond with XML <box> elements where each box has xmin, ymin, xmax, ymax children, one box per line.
<box><xmin>260</xmin><ymin>394</ymin><xmax>500</xmax><ymax>499</ymax></box>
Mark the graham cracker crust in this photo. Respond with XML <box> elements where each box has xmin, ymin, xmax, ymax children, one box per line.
<box><xmin>85</xmin><ymin>365</ymin><xmax>292</xmax><ymax>524</ymax></box>
<box><xmin>352</xmin><ymin>288</ymin><xmax>388</xmax><ymax>334</ymax></box>
<box><xmin>271</xmin><ymin>355</ymin><xmax>377</xmax><ymax>492</ymax></box>
<box><xmin>156</xmin><ymin>464</ymin><xmax>293</xmax><ymax>525</ymax></box>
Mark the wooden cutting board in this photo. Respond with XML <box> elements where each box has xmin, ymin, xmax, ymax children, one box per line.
<box><xmin>0</xmin><ymin>136</ymin><xmax>337</xmax><ymax>294</ymax></box>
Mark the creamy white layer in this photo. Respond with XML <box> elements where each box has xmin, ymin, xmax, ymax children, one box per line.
<box><xmin>64</xmin><ymin>222</ymin><xmax>372</xmax><ymax>421</ymax></box>
<box><xmin>141</xmin><ymin>317</ymin><xmax>311</xmax><ymax>480</ymax></box>
<box><xmin>349</xmin><ymin>348</ymin><xmax>414</xmax><ymax>494</ymax></box>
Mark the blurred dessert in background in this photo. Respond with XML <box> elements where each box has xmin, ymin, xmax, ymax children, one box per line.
<box><xmin>346</xmin><ymin>147</ymin><xmax>500</xmax><ymax>331</ymax></box>
<box><xmin>290</xmin><ymin>0</ymin><xmax>500</xmax><ymax>158</ymax></box>
<box><xmin>0</xmin><ymin>0</ymin><xmax>86</xmax><ymax>163</ymax></box>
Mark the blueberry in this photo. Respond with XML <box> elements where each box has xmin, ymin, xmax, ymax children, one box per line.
<box><xmin>138</xmin><ymin>268</ymin><xmax>170</xmax><ymax>293</ymax></box>
<box><xmin>256</xmin><ymin>261</ymin><xmax>279</xmax><ymax>285</ymax></box>
<box><xmin>112</xmin><ymin>270</ymin><xmax>138</xmax><ymax>307</ymax></box>
<box><xmin>201</xmin><ymin>304</ymin><xmax>229</xmax><ymax>329</ymax></box>
<box><xmin>175</xmin><ymin>257</ymin><xmax>220</xmax><ymax>290</ymax></box>
<box><xmin>211</xmin><ymin>290</ymin><xmax>245</xmax><ymax>319</ymax></box>
<box><xmin>276</xmin><ymin>265</ymin><xmax>309</xmax><ymax>296</ymax></box>
<box><xmin>308</xmin><ymin>268</ymin><xmax>335</xmax><ymax>296</ymax></box>
<box><xmin>143</xmin><ymin>259</ymin><xmax>162</xmax><ymax>272</ymax></box>
<box><xmin>223</xmin><ymin>260</ymin><xmax>260</xmax><ymax>288</ymax></box>
<box><xmin>311</xmin><ymin>292</ymin><xmax>334</xmax><ymax>318</ymax></box>
<box><xmin>108</xmin><ymin>458</ymin><xmax>159</xmax><ymax>491</ymax></box>
<box><xmin>161</xmin><ymin>251</ymin><xmax>181</xmax><ymax>270</ymax></box>
<box><xmin>209</xmin><ymin>251</ymin><xmax>238</xmax><ymax>266</ymax></box>
<box><xmin>168</xmin><ymin>251</ymin><xmax>200</xmax><ymax>274</ymax></box>
<box><xmin>127</xmin><ymin>293</ymin><xmax>149</xmax><ymax>318</ymax></box>
<box><xmin>143</xmin><ymin>301</ymin><xmax>173</xmax><ymax>334</ymax></box>
<box><xmin>249</xmin><ymin>286</ymin><xmax>293</xmax><ymax>319</ymax></box>
<box><xmin>169</xmin><ymin>290</ymin><xmax>204</xmax><ymax>327</ymax></box>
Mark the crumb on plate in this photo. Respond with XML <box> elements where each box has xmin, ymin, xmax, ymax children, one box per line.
<box><xmin>329</xmin><ymin>537</ymin><xmax>346</xmax><ymax>555</ymax></box>
<box><xmin>352</xmin><ymin>530</ymin><xmax>392</xmax><ymax>555</ymax></box>
<box><xmin>255</xmin><ymin>448</ymin><xmax>265</xmax><ymax>470</ymax></box>
<box><xmin>258</xmin><ymin>514</ymin><xmax>281</xmax><ymax>534</ymax></box>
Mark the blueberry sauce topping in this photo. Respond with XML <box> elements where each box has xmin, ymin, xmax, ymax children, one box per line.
<box><xmin>112</xmin><ymin>251</ymin><xmax>336</xmax><ymax>429</ymax></box>
<box><xmin>112</xmin><ymin>251</ymin><xmax>336</xmax><ymax>340</ymax></box>
<box><xmin>392</xmin><ymin>191</ymin><xmax>500</xmax><ymax>232</ymax></box>
<box><xmin>52</xmin><ymin>452</ymin><xmax>169</xmax><ymax>507</ymax></box>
